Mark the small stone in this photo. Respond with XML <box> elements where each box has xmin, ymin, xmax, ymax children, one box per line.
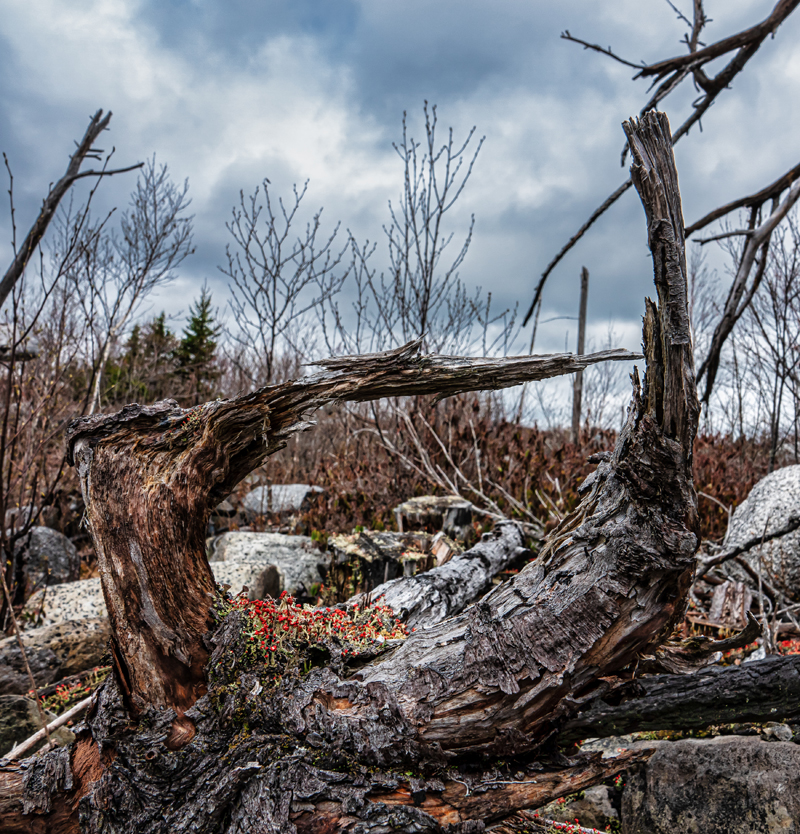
<box><xmin>534</xmin><ymin>785</ymin><xmax>618</xmax><ymax>830</ymax></box>
<box><xmin>744</xmin><ymin>645</ymin><xmax>767</xmax><ymax>663</ymax></box>
<box><xmin>214</xmin><ymin>500</ymin><xmax>236</xmax><ymax>518</ymax></box>
<box><xmin>213</xmin><ymin>562</ymin><xmax>282</xmax><ymax>600</ymax></box>
<box><xmin>393</xmin><ymin>495</ymin><xmax>473</xmax><ymax>540</ymax></box>
<box><xmin>763</xmin><ymin>722</ymin><xmax>793</xmax><ymax>742</ymax></box>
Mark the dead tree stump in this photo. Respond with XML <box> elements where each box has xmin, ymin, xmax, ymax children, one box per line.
<box><xmin>0</xmin><ymin>112</ymin><xmax>704</xmax><ymax>833</ymax></box>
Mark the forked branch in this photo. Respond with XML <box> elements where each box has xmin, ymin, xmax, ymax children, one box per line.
<box><xmin>0</xmin><ymin>109</ymin><xmax>143</xmax><ymax>310</ymax></box>
<box><xmin>523</xmin><ymin>0</ymin><xmax>799</xmax><ymax>327</ymax></box>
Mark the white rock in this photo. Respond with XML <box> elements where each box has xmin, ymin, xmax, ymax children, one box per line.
<box><xmin>209</xmin><ymin>532</ymin><xmax>327</xmax><ymax>595</ymax></box>
<box><xmin>242</xmin><ymin>484</ymin><xmax>324</xmax><ymax>519</ymax></box>
<box><xmin>724</xmin><ymin>464</ymin><xmax>800</xmax><ymax>597</ymax></box>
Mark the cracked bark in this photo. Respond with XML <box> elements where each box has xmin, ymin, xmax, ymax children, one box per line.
<box><xmin>0</xmin><ymin>111</ymin><xmax>698</xmax><ymax>833</ymax></box>
<box><xmin>560</xmin><ymin>653</ymin><xmax>800</xmax><ymax>744</ymax></box>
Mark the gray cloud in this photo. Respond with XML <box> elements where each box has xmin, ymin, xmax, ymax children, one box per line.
<box><xmin>0</xmin><ymin>0</ymin><xmax>798</xmax><ymax>359</ymax></box>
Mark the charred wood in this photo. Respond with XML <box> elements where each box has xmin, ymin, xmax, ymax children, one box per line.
<box><xmin>561</xmin><ymin>653</ymin><xmax>800</xmax><ymax>744</ymax></box>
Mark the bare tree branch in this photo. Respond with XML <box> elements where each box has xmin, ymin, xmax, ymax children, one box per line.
<box><xmin>698</xmin><ymin>514</ymin><xmax>800</xmax><ymax>574</ymax></box>
<box><xmin>694</xmin><ymin>228</ymin><xmax>754</xmax><ymax>245</ymax></box>
<box><xmin>560</xmin><ymin>30</ymin><xmax>644</xmax><ymax>69</ymax></box>
<box><xmin>697</xmin><ymin>178</ymin><xmax>800</xmax><ymax>401</ymax></box>
<box><xmin>523</xmin><ymin>1</ymin><xmax>798</xmax><ymax>327</ymax></box>
<box><xmin>0</xmin><ymin>110</ymin><xmax>143</xmax><ymax>310</ymax></box>
<box><xmin>636</xmin><ymin>0</ymin><xmax>799</xmax><ymax>80</ymax></box>
<box><xmin>522</xmin><ymin>180</ymin><xmax>633</xmax><ymax>325</ymax></box>
<box><xmin>4</xmin><ymin>696</ymin><xmax>92</xmax><ymax>761</ymax></box>
<box><xmin>686</xmin><ymin>160</ymin><xmax>800</xmax><ymax>235</ymax></box>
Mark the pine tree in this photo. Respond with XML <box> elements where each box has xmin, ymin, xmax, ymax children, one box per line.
<box><xmin>176</xmin><ymin>288</ymin><xmax>220</xmax><ymax>404</ymax></box>
<box><xmin>105</xmin><ymin>315</ymin><xmax>180</xmax><ymax>406</ymax></box>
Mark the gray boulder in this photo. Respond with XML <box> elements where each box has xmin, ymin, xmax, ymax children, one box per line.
<box><xmin>24</xmin><ymin>537</ymin><xmax>327</xmax><ymax>625</ymax></box>
<box><xmin>0</xmin><ymin>642</ymin><xmax>60</xmax><ymax>697</ymax></box>
<box><xmin>0</xmin><ymin>694</ymin><xmax>74</xmax><ymax>758</ymax></box>
<box><xmin>242</xmin><ymin>484</ymin><xmax>324</xmax><ymax>520</ymax></box>
<box><xmin>724</xmin><ymin>465</ymin><xmax>800</xmax><ymax>597</ymax></box>
<box><xmin>209</xmin><ymin>532</ymin><xmax>328</xmax><ymax>596</ymax></box>
<box><xmin>214</xmin><ymin>562</ymin><xmax>281</xmax><ymax>601</ymax></box>
<box><xmin>623</xmin><ymin>735</ymin><xmax>800</xmax><ymax>833</ymax></box>
<box><xmin>19</xmin><ymin>526</ymin><xmax>79</xmax><ymax>595</ymax></box>
<box><xmin>0</xmin><ymin>618</ymin><xmax>111</xmax><ymax>695</ymax></box>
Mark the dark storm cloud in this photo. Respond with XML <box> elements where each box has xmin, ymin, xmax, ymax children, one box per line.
<box><xmin>0</xmin><ymin>0</ymin><xmax>799</xmax><ymax>357</ymax></box>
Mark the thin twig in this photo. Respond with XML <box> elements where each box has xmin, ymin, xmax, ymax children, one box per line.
<box><xmin>4</xmin><ymin>694</ymin><xmax>93</xmax><ymax>760</ymax></box>
<box><xmin>694</xmin><ymin>228</ymin><xmax>755</xmax><ymax>245</ymax></box>
<box><xmin>699</xmin><ymin>513</ymin><xmax>800</xmax><ymax>572</ymax></box>
<box><xmin>560</xmin><ymin>30</ymin><xmax>645</xmax><ymax>69</ymax></box>
<box><xmin>0</xmin><ymin>565</ymin><xmax>50</xmax><ymax>747</ymax></box>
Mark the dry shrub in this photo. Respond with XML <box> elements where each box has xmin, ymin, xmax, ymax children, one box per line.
<box><xmin>250</xmin><ymin>395</ymin><xmax>617</xmax><ymax>538</ymax></box>
<box><xmin>692</xmin><ymin>434</ymin><xmax>773</xmax><ymax>542</ymax></box>
<box><xmin>249</xmin><ymin>396</ymin><xmax>779</xmax><ymax>546</ymax></box>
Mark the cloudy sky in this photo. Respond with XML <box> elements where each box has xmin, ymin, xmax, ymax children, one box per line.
<box><xmin>1</xmin><ymin>0</ymin><xmax>798</xmax><ymax>363</ymax></box>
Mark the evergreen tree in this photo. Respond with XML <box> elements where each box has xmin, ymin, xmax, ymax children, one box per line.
<box><xmin>176</xmin><ymin>288</ymin><xmax>220</xmax><ymax>403</ymax></box>
<box><xmin>104</xmin><ymin>314</ymin><xmax>180</xmax><ymax>406</ymax></box>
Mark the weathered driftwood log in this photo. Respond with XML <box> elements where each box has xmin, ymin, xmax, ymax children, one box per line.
<box><xmin>348</xmin><ymin>521</ymin><xmax>532</xmax><ymax>629</ymax></box>
<box><xmin>561</xmin><ymin>652</ymin><xmax>800</xmax><ymax>743</ymax></box>
<box><xmin>0</xmin><ymin>112</ymin><xmax>695</xmax><ymax>833</ymax></box>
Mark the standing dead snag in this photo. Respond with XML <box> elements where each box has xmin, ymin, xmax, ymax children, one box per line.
<box><xmin>1</xmin><ymin>112</ymin><xmax>697</xmax><ymax>833</ymax></box>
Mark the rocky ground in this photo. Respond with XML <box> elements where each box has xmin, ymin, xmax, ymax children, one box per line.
<box><xmin>4</xmin><ymin>472</ymin><xmax>800</xmax><ymax>833</ymax></box>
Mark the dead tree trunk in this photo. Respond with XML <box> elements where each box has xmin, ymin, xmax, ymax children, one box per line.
<box><xmin>571</xmin><ymin>266</ymin><xmax>589</xmax><ymax>445</ymax></box>
<box><xmin>0</xmin><ymin>111</ymin><xmax>698</xmax><ymax>833</ymax></box>
<box><xmin>65</xmin><ymin>345</ymin><xmax>634</xmax><ymax>724</ymax></box>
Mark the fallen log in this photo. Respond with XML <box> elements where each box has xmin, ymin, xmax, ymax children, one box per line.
<box><xmin>0</xmin><ymin>111</ymin><xmax>697</xmax><ymax>833</ymax></box>
<box><xmin>347</xmin><ymin>520</ymin><xmax>532</xmax><ymax>628</ymax></box>
<box><xmin>561</xmin><ymin>653</ymin><xmax>800</xmax><ymax>744</ymax></box>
